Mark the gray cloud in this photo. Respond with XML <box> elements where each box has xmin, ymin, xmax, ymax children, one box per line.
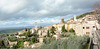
<box><xmin>0</xmin><ymin>0</ymin><xmax>100</xmax><ymax>27</ymax></box>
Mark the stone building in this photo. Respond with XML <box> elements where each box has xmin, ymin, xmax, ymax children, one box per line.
<box><xmin>24</xmin><ymin>41</ymin><xmax>30</xmax><ymax>48</ymax></box>
<box><xmin>9</xmin><ymin>41</ymin><xmax>17</xmax><ymax>47</ymax></box>
<box><xmin>35</xmin><ymin>22</ymin><xmax>38</xmax><ymax>32</ymax></box>
<box><xmin>74</xmin><ymin>15</ymin><xmax>98</xmax><ymax>36</ymax></box>
<box><xmin>52</xmin><ymin>14</ymin><xmax>98</xmax><ymax>37</ymax></box>
<box><xmin>53</xmin><ymin>17</ymin><xmax>77</xmax><ymax>32</ymax></box>
<box><xmin>17</xmin><ymin>28</ymin><xmax>28</xmax><ymax>35</ymax></box>
<box><xmin>38</xmin><ymin>25</ymin><xmax>52</xmax><ymax>37</ymax></box>
<box><xmin>61</xmin><ymin>18</ymin><xmax>65</xmax><ymax>23</ymax></box>
<box><xmin>74</xmin><ymin>21</ymin><xmax>97</xmax><ymax>36</ymax></box>
<box><xmin>53</xmin><ymin>23</ymin><xmax>64</xmax><ymax>32</ymax></box>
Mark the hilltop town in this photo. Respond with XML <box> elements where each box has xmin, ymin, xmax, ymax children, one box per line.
<box><xmin>0</xmin><ymin>8</ymin><xmax>100</xmax><ymax>49</ymax></box>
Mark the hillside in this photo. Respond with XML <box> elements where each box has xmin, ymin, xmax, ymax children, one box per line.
<box><xmin>0</xmin><ymin>28</ymin><xmax>24</xmax><ymax>34</ymax></box>
<box><xmin>0</xmin><ymin>27</ymin><xmax>32</xmax><ymax>34</ymax></box>
<box><xmin>76</xmin><ymin>12</ymin><xmax>93</xmax><ymax>19</ymax></box>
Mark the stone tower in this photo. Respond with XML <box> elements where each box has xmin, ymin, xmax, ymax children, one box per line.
<box><xmin>35</xmin><ymin>22</ymin><xmax>38</xmax><ymax>31</ymax></box>
<box><xmin>74</xmin><ymin>15</ymin><xmax>77</xmax><ymax>21</ymax></box>
<box><xmin>61</xmin><ymin>18</ymin><xmax>64</xmax><ymax>23</ymax></box>
<box><xmin>24</xmin><ymin>28</ymin><xmax>27</xmax><ymax>32</ymax></box>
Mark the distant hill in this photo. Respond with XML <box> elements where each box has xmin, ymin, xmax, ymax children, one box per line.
<box><xmin>0</xmin><ymin>28</ymin><xmax>23</xmax><ymax>34</ymax></box>
<box><xmin>0</xmin><ymin>27</ymin><xmax>32</xmax><ymax>34</ymax></box>
<box><xmin>76</xmin><ymin>12</ymin><xmax>93</xmax><ymax>19</ymax></box>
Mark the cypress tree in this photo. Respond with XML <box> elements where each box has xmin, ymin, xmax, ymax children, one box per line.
<box><xmin>62</xmin><ymin>25</ymin><xmax>68</xmax><ymax>32</ymax></box>
<box><xmin>47</xmin><ymin>30</ymin><xmax>50</xmax><ymax>37</ymax></box>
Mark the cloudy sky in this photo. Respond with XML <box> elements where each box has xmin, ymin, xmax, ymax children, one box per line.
<box><xmin>0</xmin><ymin>0</ymin><xmax>100</xmax><ymax>28</ymax></box>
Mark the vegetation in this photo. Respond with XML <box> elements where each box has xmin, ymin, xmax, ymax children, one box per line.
<box><xmin>39</xmin><ymin>39</ymin><xmax>67</xmax><ymax>49</ymax></box>
<box><xmin>43</xmin><ymin>38</ymin><xmax>56</xmax><ymax>44</ymax></box>
<box><xmin>67</xmin><ymin>35</ymin><xmax>89</xmax><ymax>49</ymax></box>
<box><xmin>76</xmin><ymin>12</ymin><xmax>93</xmax><ymax>19</ymax></box>
<box><xmin>60</xmin><ymin>33</ymin><xmax>74</xmax><ymax>38</ymax></box>
<box><xmin>8</xmin><ymin>36</ymin><xmax>17</xmax><ymax>42</ymax></box>
<box><xmin>0</xmin><ymin>40</ymin><xmax>6</xmax><ymax>48</ymax></box>
<box><xmin>62</xmin><ymin>25</ymin><xmax>68</xmax><ymax>32</ymax></box>
<box><xmin>10</xmin><ymin>30</ymin><xmax>38</xmax><ymax>48</ymax></box>
<box><xmin>83</xmin><ymin>42</ymin><xmax>90</xmax><ymax>49</ymax></box>
<box><xmin>69</xmin><ymin>28</ymin><xmax>75</xmax><ymax>32</ymax></box>
<box><xmin>41</xmin><ymin>32</ymin><xmax>42</xmax><ymax>36</ymax></box>
<box><xmin>0</xmin><ymin>39</ymin><xmax>9</xmax><ymax>48</ymax></box>
<box><xmin>13</xmin><ymin>40</ymin><xmax>24</xmax><ymax>48</ymax></box>
<box><xmin>31</xmin><ymin>34</ymin><xmax>38</xmax><ymax>43</ymax></box>
<box><xmin>38</xmin><ymin>35</ymin><xmax>90</xmax><ymax>49</ymax></box>
<box><xmin>50</xmin><ymin>26</ymin><xmax>56</xmax><ymax>35</ymax></box>
<box><xmin>39</xmin><ymin>26</ymin><xmax>43</xmax><ymax>30</ymax></box>
<box><xmin>47</xmin><ymin>30</ymin><xmax>50</xmax><ymax>37</ymax></box>
<box><xmin>19</xmin><ymin>32</ymin><xmax>31</xmax><ymax>36</ymax></box>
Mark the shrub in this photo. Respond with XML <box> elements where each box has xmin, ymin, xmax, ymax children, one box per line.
<box><xmin>39</xmin><ymin>35</ymin><xmax>89</xmax><ymax>49</ymax></box>
<box><xmin>39</xmin><ymin>39</ymin><xmax>67</xmax><ymax>49</ymax></box>
<box><xmin>60</xmin><ymin>33</ymin><xmax>74</xmax><ymax>38</ymax></box>
<box><xmin>31</xmin><ymin>36</ymin><xmax>38</xmax><ymax>43</ymax></box>
<box><xmin>16</xmin><ymin>41</ymin><xmax>24</xmax><ymax>48</ymax></box>
<box><xmin>8</xmin><ymin>37</ymin><xmax>17</xmax><ymax>42</ymax></box>
<box><xmin>67</xmin><ymin>35</ymin><xmax>89</xmax><ymax>49</ymax></box>
<box><xmin>43</xmin><ymin>38</ymin><xmax>56</xmax><ymax>44</ymax></box>
<box><xmin>69</xmin><ymin>28</ymin><xmax>75</xmax><ymax>32</ymax></box>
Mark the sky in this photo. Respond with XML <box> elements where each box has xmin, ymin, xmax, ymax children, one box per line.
<box><xmin>0</xmin><ymin>0</ymin><xmax>100</xmax><ymax>28</ymax></box>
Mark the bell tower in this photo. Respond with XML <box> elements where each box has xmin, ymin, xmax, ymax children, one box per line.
<box><xmin>61</xmin><ymin>18</ymin><xmax>64</xmax><ymax>23</ymax></box>
<box><xmin>74</xmin><ymin>15</ymin><xmax>77</xmax><ymax>21</ymax></box>
<box><xmin>35</xmin><ymin>22</ymin><xmax>38</xmax><ymax>31</ymax></box>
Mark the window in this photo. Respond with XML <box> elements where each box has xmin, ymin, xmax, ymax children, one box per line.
<box><xmin>86</xmin><ymin>27</ymin><xmax>89</xmax><ymax>29</ymax></box>
<box><xmin>83</xmin><ymin>27</ymin><xmax>85</xmax><ymax>29</ymax></box>
<box><xmin>93</xmin><ymin>26</ymin><xmax>95</xmax><ymax>28</ymax></box>
<box><xmin>86</xmin><ymin>32</ymin><xmax>90</xmax><ymax>34</ymax></box>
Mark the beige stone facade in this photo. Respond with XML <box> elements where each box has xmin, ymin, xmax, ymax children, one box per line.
<box><xmin>74</xmin><ymin>14</ymin><xmax>98</xmax><ymax>36</ymax></box>
<box><xmin>75</xmin><ymin>21</ymin><xmax>97</xmax><ymax>36</ymax></box>
<box><xmin>9</xmin><ymin>41</ymin><xmax>17</xmax><ymax>47</ymax></box>
<box><xmin>24</xmin><ymin>41</ymin><xmax>30</xmax><ymax>48</ymax></box>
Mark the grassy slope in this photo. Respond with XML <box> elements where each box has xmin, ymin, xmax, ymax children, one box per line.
<box><xmin>76</xmin><ymin>12</ymin><xmax>93</xmax><ymax>19</ymax></box>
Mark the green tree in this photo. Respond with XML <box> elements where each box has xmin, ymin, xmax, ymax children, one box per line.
<box><xmin>69</xmin><ymin>28</ymin><xmax>75</xmax><ymax>32</ymax></box>
<box><xmin>0</xmin><ymin>40</ymin><xmax>5</xmax><ymax>48</ymax></box>
<box><xmin>31</xmin><ymin>33</ymin><xmax>38</xmax><ymax>43</ymax></box>
<box><xmin>39</xmin><ymin>35</ymin><xmax>89</xmax><ymax>49</ymax></box>
<box><xmin>17</xmin><ymin>41</ymin><xmax>24</xmax><ymax>48</ymax></box>
<box><xmin>50</xmin><ymin>26</ymin><xmax>56</xmax><ymax>35</ymax></box>
<box><xmin>41</xmin><ymin>31</ymin><xmax>42</xmax><ymax>36</ymax></box>
<box><xmin>62</xmin><ymin>25</ymin><xmax>68</xmax><ymax>32</ymax></box>
<box><xmin>47</xmin><ymin>30</ymin><xmax>50</xmax><ymax>37</ymax></box>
